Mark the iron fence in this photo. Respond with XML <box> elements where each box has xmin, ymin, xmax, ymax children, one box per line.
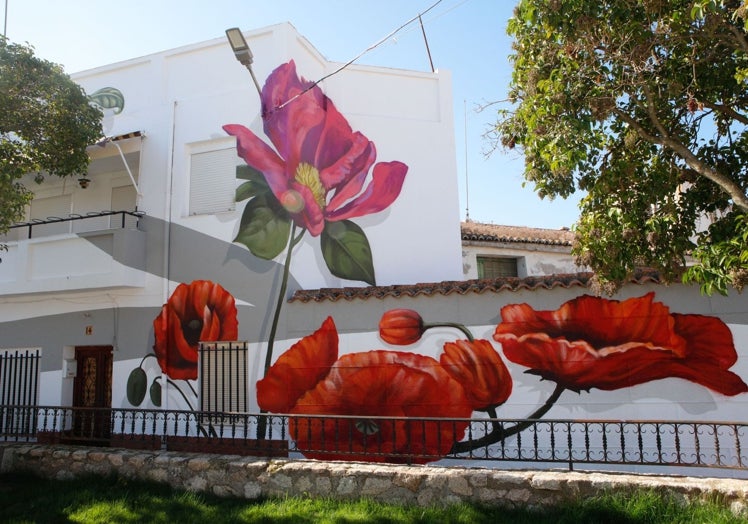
<box><xmin>0</xmin><ymin>405</ymin><xmax>745</xmax><ymax>472</ymax></box>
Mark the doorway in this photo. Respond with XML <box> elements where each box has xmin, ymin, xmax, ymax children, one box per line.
<box><xmin>71</xmin><ymin>346</ymin><xmax>113</xmax><ymax>442</ymax></box>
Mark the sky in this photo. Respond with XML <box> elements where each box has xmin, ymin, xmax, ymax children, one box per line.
<box><xmin>3</xmin><ymin>0</ymin><xmax>583</xmax><ymax>230</ymax></box>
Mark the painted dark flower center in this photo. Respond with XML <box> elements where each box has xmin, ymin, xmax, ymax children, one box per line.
<box><xmin>355</xmin><ymin>419</ymin><xmax>380</xmax><ymax>436</ymax></box>
<box><xmin>183</xmin><ymin>318</ymin><xmax>203</xmax><ymax>347</ymax></box>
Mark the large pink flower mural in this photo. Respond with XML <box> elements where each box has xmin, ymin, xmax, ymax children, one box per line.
<box><xmin>493</xmin><ymin>292</ymin><xmax>748</xmax><ymax>395</ymax></box>
<box><xmin>257</xmin><ymin>317</ymin><xmax>512</xmax><ymax>463</ymax></box>
<box><xmin>224</xmin><ymin>60</ymin><xmax>407</xmax><ymax>239</ymax></box>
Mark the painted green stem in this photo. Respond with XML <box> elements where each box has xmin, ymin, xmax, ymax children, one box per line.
<box><xmin>257</xmin><ymin>223</ymin><xmax>305</xmax><ymax>439</ymax></box>
<box><xmin>262</xmin><ymin>224</ymin><xmax>305</xmax><ymax>378</ymax></box>
<box><xmin>423</xmin><ymin>322</ymin><xmax>474</xmax><ymax>341</ymax></box>
<box><xmin>166</xmin><ymin>378</ymin><xmax>195</xmax><ymax>411</ymax></box>
<box><xmin>450</xmin><ymin>383</ymin><xmax>565</xmax><ymax>454</ymax></box>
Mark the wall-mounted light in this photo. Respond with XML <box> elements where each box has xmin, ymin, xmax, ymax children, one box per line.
<box><xmin>78</xmin><ymin>177</ymin><xmax>91</xmax><ymax>189</ymax></box>
<box><xmin>225</xmin><ymin>27</ymin><xmax>262</xmax><ymax>97</ymax></box>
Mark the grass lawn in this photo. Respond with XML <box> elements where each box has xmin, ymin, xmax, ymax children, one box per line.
<box><xmin>0</xmin><ymin>471</ymin><xmax>745</xmax><ymax>523</ymax></box>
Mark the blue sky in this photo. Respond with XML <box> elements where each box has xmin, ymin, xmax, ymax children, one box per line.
<box><xmin>4</xmin><ymin>0</ymin><xmax>583</xmax><ymax>229</ymax></box>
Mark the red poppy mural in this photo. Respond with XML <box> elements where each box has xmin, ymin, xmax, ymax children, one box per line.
<box><xmin>258</xmin><ymin>317</ymin><xmax>511</xmax><ymax>463</ymax></box>
<box><xmin>493</xmin><ymin>292</ymin><xmax>748</xmax><ymax>395</ymax></box>
<box><xmin>126</xmin><ymin>280</ymin><xmax>238</xmax><ymax>408</ymax></box>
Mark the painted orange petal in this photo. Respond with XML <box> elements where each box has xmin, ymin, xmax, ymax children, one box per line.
<box><xmin>495</xmin><ymin>293</ymin><xmax>687</xmax><ymax>357</ymax></box>
<box><xmin>440</xmin><ymin>339</ymin><xmax>513</xmax><ymax>410</ymax></box>
<box><xmin>668</xmin><ymin>313</ymin><xmax>748</xmax><ymax>395</ymax></box>
<box><xmin>257</xmin><ymin>317</ymin><xmax>339</xmax><ymax>413</ymax></box>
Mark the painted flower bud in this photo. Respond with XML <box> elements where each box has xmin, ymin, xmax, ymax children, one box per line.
<box><xmin>379</xmin><ymin>309</ymin><xmax>425</xmax><ymax>345</ymax></box>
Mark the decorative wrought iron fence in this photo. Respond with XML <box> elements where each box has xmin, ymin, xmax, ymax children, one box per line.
<box><xmin>0</xmin><ymin>405</ymin><xmax>745</xmax><ymax>472</ymax></box>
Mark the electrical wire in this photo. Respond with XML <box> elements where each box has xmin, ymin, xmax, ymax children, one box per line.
<box><xmin>271</xmin><ymin>0</ymin><xmax>446</xmax><ymax>113</ymax></box>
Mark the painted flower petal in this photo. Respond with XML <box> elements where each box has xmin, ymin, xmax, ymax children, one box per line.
<box><xmin>152</xmin><ymin>281</ymin><xmax>238</xmax><ymax>381</ymax></box>
<box><xmin>325</xmin><ymin>161</ymin><xmax>408</xmax><ymax>221</ymax></box>
<box><xmin>290</xmin><ymin>350</ymin><xmax>471</xmax><ymax>463</ymax></box>
<box><xmin>260</xmin><ymin>61</ymin><xmax>327</xmax><ymax>166</ymax></box>
<box><xmin>319</xmin><ymin>132</ymin><xmax>375</xmax><ymax>199</ymax></box>
<box><xmin>494</xmin><ymin>293</ymin><xmax>747</xmax><ymax>395</ymax></box>
<box><xmin>256</xmin><ymin>316</ymin><xmax>339</xmax><ymax>413</ymax></box>
<box><xmin>440</xmin><ymin>339</ymin><xmax>513</xmax><ymax>410</ymax></box>
<box><xmin>222</xmin><ymin>124</ymin><xmax>289</xmax><ymax>204</ymax></box>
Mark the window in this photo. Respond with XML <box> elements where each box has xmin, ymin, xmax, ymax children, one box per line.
<box><xmin>477</xmin><ymin>256</ymin><xmax>519</xmax><ymax>279</ymax></box>
<box><xmin>199</xmin><ymin>341</ymin><xmax>248</xmax><ymax>424</ymax></box>
<box><xmin>189</xmin><ymin>148</ymin><xmax>237</xmax><ymax>215</ymax></box>
<box><xmin>0</xmin><ymin>348</ymin><xmax>40</xmax><ymax>438</ymax></box>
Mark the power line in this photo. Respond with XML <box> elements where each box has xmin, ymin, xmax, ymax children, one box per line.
<box><xmin>271</xmin><ymin>0</ymin><xmax>445</xmax><ymax>114</ymax></box>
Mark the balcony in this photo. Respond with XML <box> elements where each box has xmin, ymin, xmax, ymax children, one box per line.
<box><xmin>0</xmin><ymin>211</ymin><xmax>146</xmax><ymax>296</ymax></box>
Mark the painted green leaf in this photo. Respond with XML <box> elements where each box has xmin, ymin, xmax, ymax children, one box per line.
<box><xmin>321</xmin><ymin>220</ymin><xmax>376</xmax><ymax>285</ymax></box>
<box><xmin>236</xmin><ymin>164</ymin><xmax>266</xmax><ymax>182</ymax></box>
<box><xmin>236</xmin><ymin>180</ymin><xmax>267</xmax><ymax>202</ymax></box>
<box><xmin>235</xmin><ymin>165</ymin><xmax>269</xmax><ymax>201</ymax></box>
<box><xmin>150</xmin><ymin>378</ymin><xmax>162</xmax><ymax>407</ymax></box>
<box><xmin>126</xmin><ymin>368</ymin><xmax>147</xmax><ymax>406</ymax></box>
<box><xmin>234</xmin><ymin>194</ymin><xmax>291</xmax><ymax>260</ymax></box>
<box><xmin>88</xmin><ymin>87</ymin><xmax>125</xmax><ymax>114</ymax></box>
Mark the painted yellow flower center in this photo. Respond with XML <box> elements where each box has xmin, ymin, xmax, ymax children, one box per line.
<box><xmin>295</xmin><ymin>162</ymin><xmax>326</xmax><ymax>209</ymax></box>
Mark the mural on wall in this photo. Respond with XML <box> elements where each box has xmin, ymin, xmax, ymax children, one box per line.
<box><xmin>258</xmin><ymin>292</ymin><xmax>747</xmax><ymax>463</ymax></box>
<box><xmin>126</xmin><ymin>280</ymin><xmax>238</xmax><ymax>408</ymax></box>
<box><xmin>222</xmin><ymin>60</ymin><xmax>409</xmax><ymax>417</ymax></box>
<box><xmin>126</xmin><ymin>60</ymin><xmax>408</xmax><ymax>413</ymax></box>
<box><xmin>116</xmin><ymin>61</ymin><xmax>746</xmax><ymax>466</ymax></box>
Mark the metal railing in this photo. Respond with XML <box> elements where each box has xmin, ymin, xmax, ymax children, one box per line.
<box><xmin>0</xmin><ymin>405</ymin><xmax>745</xmax><ymax>472</ymax></box>
<box><xmin>6</xmin><ymin>210</ymin><xmax>144</xmax><ymax>240</ymax></box>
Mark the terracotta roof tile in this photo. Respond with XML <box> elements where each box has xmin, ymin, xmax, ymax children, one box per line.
<box><xmin>289</xmin><ymin>269</ymin><xmax>662</xmax><ymax>303</ymax></box>
<box><xmin>461</xmin><ymin>221</ymin><xmax>574</xmax><ymax>246</ymax></box>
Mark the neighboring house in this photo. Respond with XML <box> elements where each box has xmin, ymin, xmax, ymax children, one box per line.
<box><xmin>461</xmin><ymin>221</ymin><xmax>585</xmax><ymax>279</ymax></box>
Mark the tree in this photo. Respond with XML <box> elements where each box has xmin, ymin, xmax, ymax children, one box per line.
<box><xmin>495</xmin><ymin>0</ymin><xmax>748</xmax><ymax>295</ymax></box>
<box><xmin>0</xmin><ymin>37</ymin><xmax>102</xmax><ymax>238</ymax></box>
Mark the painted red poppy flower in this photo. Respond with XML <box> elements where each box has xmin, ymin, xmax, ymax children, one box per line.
<box><xmin>378</xmin><ymin>309</ymin><xmax>425</xmax><ymax>345</ymax></box>
<box><xmin>223</xmin><ymin>60</ymin><xmax>408</xmax><ymax>237</ymax></box>
<box><xmin>258</xmin><ymin>317</ymin><xmax>476</xmax><ymax>463</ymax></box>
<box><xmin>440</xmin><ymin>339</ymin><xmax>513</xmax><ymax>410</ymax></box>
<box><xmin>291</xmin><ymin>351</ymin><xmax>472</xmax><ymax>463</ymax></box>
<box><xmin>153</xmin><ymin>280</ymin><xmax>238</xmax><ymax>380</ymax></box>
<box><xmin>256</xmin><ymin>317</ymin><xmax>339</xmax><ymax>413</ymax></box>
<box><xmin>493</xmin><ymin>292</ymin><xmax>748</xmax><ymax>395</ymax></box>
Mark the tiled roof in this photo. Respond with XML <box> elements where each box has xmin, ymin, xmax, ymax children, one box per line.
<box><xmin>461</xmin><ymin>221</ymin><xmax>574</xmax><ymax>246</ymax></box>
<box><xmin>289</xmin><ymin>269</ymin><xmax>662</xmax><ymax>303</ymax></box>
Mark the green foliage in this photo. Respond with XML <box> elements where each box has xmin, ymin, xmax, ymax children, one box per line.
<box><xmin>0</xmin><ymin>36</ymin><xmax>103</xmax><ymax>236</ymax></box>
<box><xmin>321</xmin><ymin>220</ymin><xmax>376</xmax><ymax>285</ymax></box>
<box><xmin>499</xmin><ymin>0</ymin><xmax>748</xmax><ymax>294</ymax></box>
<box><xmin>126</xmin><ymin>368</ymin><xmax>147</xmax><ymax>406</ymax></box>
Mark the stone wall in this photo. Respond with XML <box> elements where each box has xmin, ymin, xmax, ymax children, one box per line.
<box><xmin>2</xmin><ymin>444</ymin><xmax>748</xmax><ymax>513</ymax></box>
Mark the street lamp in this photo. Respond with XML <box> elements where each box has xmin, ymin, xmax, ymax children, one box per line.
<box><xmin>225</xmin><ymin>27</ymin><xmax>262</xmax><ymax>97</ymax></box>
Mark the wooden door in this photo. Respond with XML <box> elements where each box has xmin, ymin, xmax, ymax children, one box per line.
<box><xmin>72</xmin><ymin>346</ymin><xmax>113</xmax><ymax>442</ymax></box>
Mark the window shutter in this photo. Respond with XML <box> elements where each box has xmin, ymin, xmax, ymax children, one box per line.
<box><xmin>477</xmin><ymin>257</ymin><xmax>519</xmax><ymax>279</ymax></box>
<box><xmin>189</xmin><ymin>148</ymin><xmax>236</xmax><ymax>215</ymax></box>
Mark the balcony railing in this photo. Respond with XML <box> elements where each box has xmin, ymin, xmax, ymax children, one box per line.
<box><xmin>1</xmin><ymin>405</ymin><xmax>746</xmax><ymax>473</ymax></box>
<box><xmin>0</xmin><ymin>211</ymin><xmax>146</xmax><ymax>295</ymax></box>
<box><xmin>4</xmin><ymin>210</ymin><xmax>144</xmax><ymax>241</ymax></box>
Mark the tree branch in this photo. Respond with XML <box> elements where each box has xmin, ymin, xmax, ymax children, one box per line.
<box><xmin>700</xmin><ymin>100</ymin><xmax>748</xmax><ymax>125</ymax></box>
<box><xmin>613</xmin><ymin>105</ymin><xmax>748</xmax><ymax>212</ymax></box>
